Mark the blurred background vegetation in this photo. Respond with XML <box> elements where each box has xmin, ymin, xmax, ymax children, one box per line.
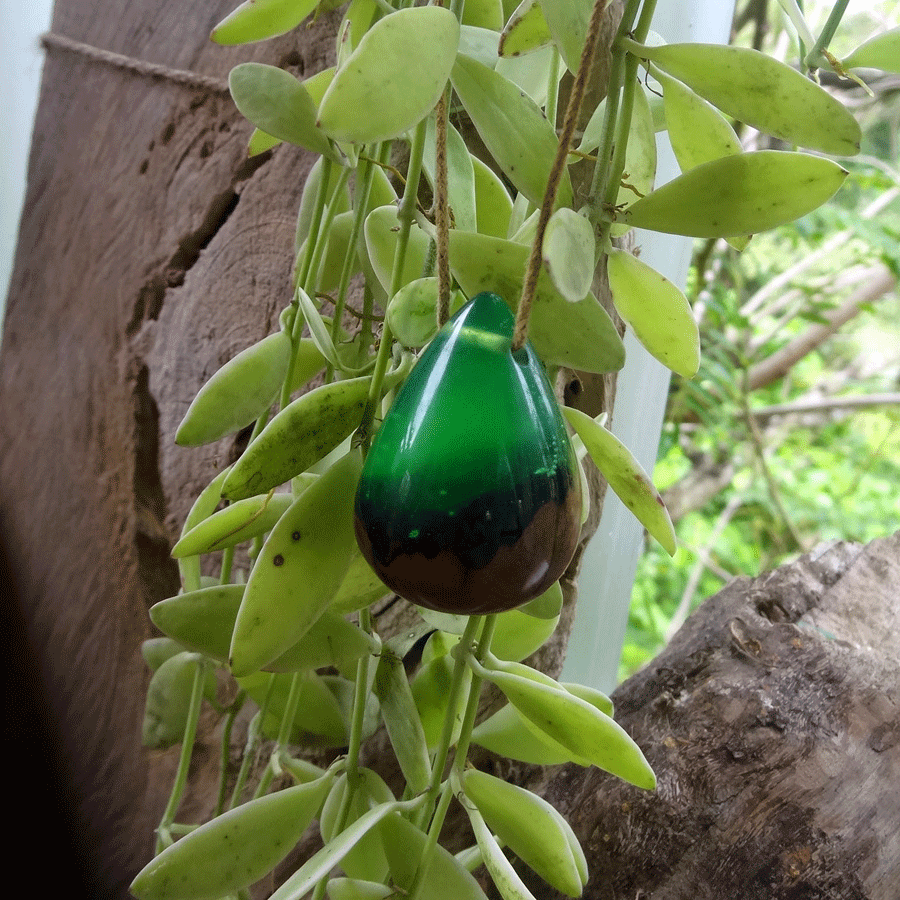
<box><xmin>622</xmin><ymin>0</ymin><xmax>900</xmax><ymax>681</ymax></box>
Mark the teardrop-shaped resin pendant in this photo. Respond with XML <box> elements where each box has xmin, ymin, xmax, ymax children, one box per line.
<box><xmin>354</xmin><ymin>292</ymin><xmax>581</xmax><ymax>615</ymax></box>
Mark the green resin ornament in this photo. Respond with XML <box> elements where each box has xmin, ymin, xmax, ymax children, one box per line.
<box><xmin>354</xmin><ymin>292</ymin><xmax>581</xmax><ymax>614</ymax></box>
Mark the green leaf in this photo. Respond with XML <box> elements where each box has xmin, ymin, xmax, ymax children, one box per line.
<box><xmin>238</xmin><ymin>670</ymin><xmax>348</xmax><ymax>745</ymax></box>
<box><xmin>606</xmin><ymin>248</ymin><xmax>700</xmax><ymax>378</ymax></box>
<box><xmin>656</xmin><ymin>68</ymin><xmax>741</xmax><ymax>172</ymax></box>
<box><xmin>270</xmin><ymin>802</ymin><xmax>406</xmax><ymax>900</ymax></box>
<box><xmin>177</xmin><ymin>468</ymin><xmax>230</xmax><ymax>592</ymax></box>
<box><xmin>373</xmin><ymin>652</ymin><xmax>432</xmax><ymax>796</ymax></box>
<box><xmin>540</xmin><ymin>0</ymin><xmax>592</xmax><ymax>75</ymax></box>
<box><xmin>496</xmin><ymin>44</ymin><xmax>563</xmax><ymax>108</ymax></box>
<box><xmin>424</xmin><ymin>116</ymin><xmax>477</xmax><ymax>233</ymax></box>
<box><xmin>542</xmin><ymin>208</ymin><xmax>596</xmax><ymax>303</ymax></box>
<box><xmin>633</xmin><ymin>41</ymin><xmax>861</xmax><ymax>156</ymax></box>
<box><xmin>448</xmin><ymin>230</ymin><xmax>624</xmax><ymax>373</ymax></box>
<box><xmin>318</xmin><ymin>7</ymin><xmax>460</xmax><ymax>143</ymax></box>
<box><xmin>482</xmin><ymin>664</ymin><xmax>657</xmax><ymax>788</ymax></box>
<box><xmin>450</xmin><ymin>54</ymin><xmax>572</xmax><ymax>208</ymax></box>
<box><xmin>387</xmin><ymin>278</ymin><xmax>467</xmax><ymax>349</ymax></box>
<box><xmin>462</xmin><ymin>0</ymin><xmax>504</xmax><ymax>31</ymax></box>
<box><xmin>458</xmin><ymin>23</ymin><xmax>501</xmax><ymax>68</ymax></box>
<box><xmin>363</xmin><ymin>205</ymin><xmax>431</xmax><ymax>294</ymax></box>
<box><xmin>491</xmin><ymin>607</ymin><xmax>559</xmax><ymax>662</ymax></box>
<box><xmin>518</xmin><ymin>579</ymin><xmax>563</xmax><ymax>619</ymax></box>
<box><xmin>221</xmin><ymin>373</ymin><xmax>384</xmax><ymax>501</ymax></box>
<box><xmin>472</xmin><ymin>701</ymin><xmax>583</xmax><ymax>765</ymax></box>
<box><xmin>212</xmin><ymin>0</ymin><xmax>319</xmax><ymax>44</ymax></box>
<box><xmin>151</xmin><ymin>585</ymin><xmax>376</xmax><ymax>673</ymax></box>
<box><xmin>331</xmin><ymin>549</ymin><xmax>391</xmax><ymax>614</ymax></box>
<box><xmin>844</xmin><ymin>27</ymin><xmax>900</xmax><ymax>73</ymax></box>
<box><xmin>461</xmin><ymin>768</ymin><xmax>587</xmax><ymax>896</ymax></box>
<box><xmin>379</xmin><ymin>813</ymin><xmax>489</xmax><ymax>899</ymax></box>
<box><xmin>229</xmin><ymin>450</ymin><xmax>362</xmax><ymax>675</ymax></box>
<box><xmin>142</xmin><ymin>652</ymin><xmax>203</xmax><ymax>749</ymax></box>
<box><xmin>172</xmin><ymin>492</ymin><xmax>294</xmax><ymax>557</ymax></box>
<box><xmin>248</xmin><ymin>127</ymin><xmax>282</xmax><ymax>156</ymax></box>
<box><xmin>131</xmin><ymin>775</ymin><xmax>333</xmax><ymax>900</ymax></box>
<box><xmin>564</xmin><ymin>406</ymin><xmax>676</xmax><ymax>554</ymax></box>
<box><xmin>465</xmin><ymin>802</ymin><xmax>539</xmax><ymax>900</ymax></box>
<box><xmin>499</xmin><ymin>0</ymin><xmax>552</xmax><ymax>58</ymax></box>
<box><xmin>229</xmin><ymin>63</ymin><xmax>337</xmax><ymax>160</ymax></box>
<box><xmin>141</xmin><ymin>637</ymin><xmax>186</xmax><ymax>673</ymax></box>
<box><xmin>326</xmin><ymin>879</ymin><xmax>394</xmax><ymax>900</ymax></box>
<box><xmin>321</xmin><ymin>771</ymin><xmax>393</xmax><ymax>881</ymax></box>
<box><xmin>175</xmin><ymin>331</ymin><xmax>291</xmax><ymax>446</ymax></box>
<box><xmin>412</xmin><ymin>652</ymin><xmax>471</xmax><ymax>749</ymax></box>
<box><xmin>623</xmin><ymin>151</ymin><xmax>848</xmax><ymax>238</ymax></box>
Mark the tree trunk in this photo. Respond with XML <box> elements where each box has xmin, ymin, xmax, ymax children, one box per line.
<box><xmin>0</xmin><ymin>1</ymin><xmax>342</xmax><ymax>894</ymax></box>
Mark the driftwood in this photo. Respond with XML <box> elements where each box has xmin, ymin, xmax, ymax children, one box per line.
<box><xmin>531</xmin><ymin>533</ymin><xmax>900</xmax><ymax>900</ymax></box>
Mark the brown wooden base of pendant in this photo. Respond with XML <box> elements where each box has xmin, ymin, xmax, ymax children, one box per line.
<box><xmin>354</xmin><ymin>491</ymin><xmax>581</xmax><ymax>615</ymax></box>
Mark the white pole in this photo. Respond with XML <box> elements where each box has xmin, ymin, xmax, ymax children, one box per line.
<box><xmin>562</xmin><ymin>0</ymin><xmax>737</xmax><ymax>692</ymax></box>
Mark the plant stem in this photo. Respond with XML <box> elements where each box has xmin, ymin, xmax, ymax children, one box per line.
<box><xmin>326</xmin><ymin>152</ymin><xmax>379</xmax><ymax>382</ymax></box>
<box><xmin>155</xmin><ymin>657</ymin><xmax>207</xmax><ymax>854</ymax></box>
<box><xmin>214</xmin><ymin>690</ymin><xmax>245</xmax><ymax>818</ymax></box>
<box><xmin>545</xmin><ymin>46</ymin><xmax>561</xmax><ymax>131</ymax></box>
<box><xmin>416</xmin><ymin>615</ymin><xmax>482</xmax><ymax>828</ymax></box>
<box><xmin>805</xmin><ymin>0</ymin><xmax>850</xmax><ymax>71</ymax></box>
<box><xmin>407</xmin><ymin>615</ymin><xmax>498</xmax><ymax>900</ymax></box>
<box><xmin>218</xmin><ymin>545</ymin><xmax>235</xmax><ymax>585</ymax></box>
<box><xmin>587</xmin><ymin>0</ymin><xmax>641</xmax><ymax>225</ymax></box>
<box><xmin>310</xmin><ymin>607</ymin><xmax>377</xmax><ymax>900</ymax></box>
<box><xmin>226</xmin><ymin>664</ymin><xmax>275</xmax><ymax>812</ymax></box>
<box><xmin>357</xmin><ymin>116</ymin><xmax>429</xmax><ymax>450</ymax></box>
<box><xmin>513</xmin><ymin>0</ymin><xmax>613</xmax><ymax>351</ymax></box>
<box><xmin>595</xmin><ymin>0</ymin><xmax>658</xmax><ymax>249</ymax></box>
<box><xmin>252</xmin><ymin>669</ymin><xmax>307</xmax><ymax>800</ymax></box>
<box><xmin>296</xmin><ymin>157</ymin><xmax>334</xmax><ymax>295</ymax></box>
<box><xmin>435</xmin><ymin>90</ymin><xmax>451</xmax><ymax>328</ymax></box>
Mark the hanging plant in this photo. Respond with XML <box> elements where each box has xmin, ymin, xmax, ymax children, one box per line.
<box><xmin>130</xmin><ymin>1</ymin><xmax>883</xmax><ymax>898</ymax></box>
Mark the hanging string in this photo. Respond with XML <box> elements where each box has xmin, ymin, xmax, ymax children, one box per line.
<box><xmin>40</xmin><ymin>32</ymin><xmax>230</xmax><ymax>95</ymax></box>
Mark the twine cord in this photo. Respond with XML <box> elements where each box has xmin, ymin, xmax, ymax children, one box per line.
<box><xmin>40</xmin><ymin>31</ymin><xmax>230</xmax><ymax>94</ymax></box>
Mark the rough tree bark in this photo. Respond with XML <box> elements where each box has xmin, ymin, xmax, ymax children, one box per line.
<box><xmin>535</xmin><ymin>532</ymin><xmax>900</xmax><ymax>900</ymax></box>
<box><xmin>1</xmin><ymin>1</ymin><xmax>345</xmax><ymax>894</ymax></box>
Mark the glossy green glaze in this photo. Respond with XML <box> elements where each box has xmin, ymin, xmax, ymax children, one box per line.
<box><xmin>354</xmin><ymin>292</ymin><xmax>581</xmax><ymax>614</ymax></box>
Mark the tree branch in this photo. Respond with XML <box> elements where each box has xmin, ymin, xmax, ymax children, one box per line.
<box><xmin>746</xmin><ymin>263</ymin><xmax>897</xmax><ymax>392</ymax></box>
<box><xmin>751</xmin><ymin>391</ymin><xmax>900</xmax><ymax>423</ymax></box>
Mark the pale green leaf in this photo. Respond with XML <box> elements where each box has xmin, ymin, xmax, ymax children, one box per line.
<box><xmin>540</xmin><ymin>0</ymin><xmax>593</xmax><ymax>76</ymax></box>
<box><xmin>229</xmin><ymin>63</ymin><xmax>337</xmax><ymax>160</ymax></box>
<box><xmin>564</xmin><ymin>406</ymin><xmax>676</xmax><ymax>554</ymax></box>
<box><xmin>606</xmin><ymin>248</ymin><xmax>700</xmax><ymax>378</ymax></box>
<box><xmin>844</xmin><ymin>27</ymin><xmax>900</xmax><ymax>73</ymax></box>
<box><xmin>450</xmin><ymin>54</ymin><xmax>572</xmax><ymax>208</ymax></box>
<box><xmin>499</xmin><ymin>0</ymin><xmax>552</xmax><ymax>58</ymax></box>
<box><xmin>318</xmin><ymin>7</ymin><xmax>460</xmax><ymax>143</ymax></box>
<box><xmin>623</xmin><ymin>150</ymin><xmax>848</xmax><ymax>238</ymax></box>
<box><xmin>542</xmin><ymin>207</ymin><xmax>596</xmax><ymax>303</ymax></box>
<box><xmin>633</xmin><ymin>41</ymin><xmax>861</xmax><ymax>156</ymax></box>
<box><xmin>212</xmin><ymin>0</ymin><xmax>320</xmax><ymax>45</ymax></box>
<box><xmin>448</xmin><ymin>231</ymin><xmax>624</xmax><ymax>373</ymax></box>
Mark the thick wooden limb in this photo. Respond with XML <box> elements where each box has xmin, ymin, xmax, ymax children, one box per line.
<box><xmin>534</xmin><ymin>533</ymin><xmax>900</xmax><ymax>900</ymax></box>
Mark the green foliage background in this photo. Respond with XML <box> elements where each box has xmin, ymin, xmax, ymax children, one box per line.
<box><xmin>623</xmin><ymin>1</ymin><xmax>900</xmax><ymax>681</ymax></box>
